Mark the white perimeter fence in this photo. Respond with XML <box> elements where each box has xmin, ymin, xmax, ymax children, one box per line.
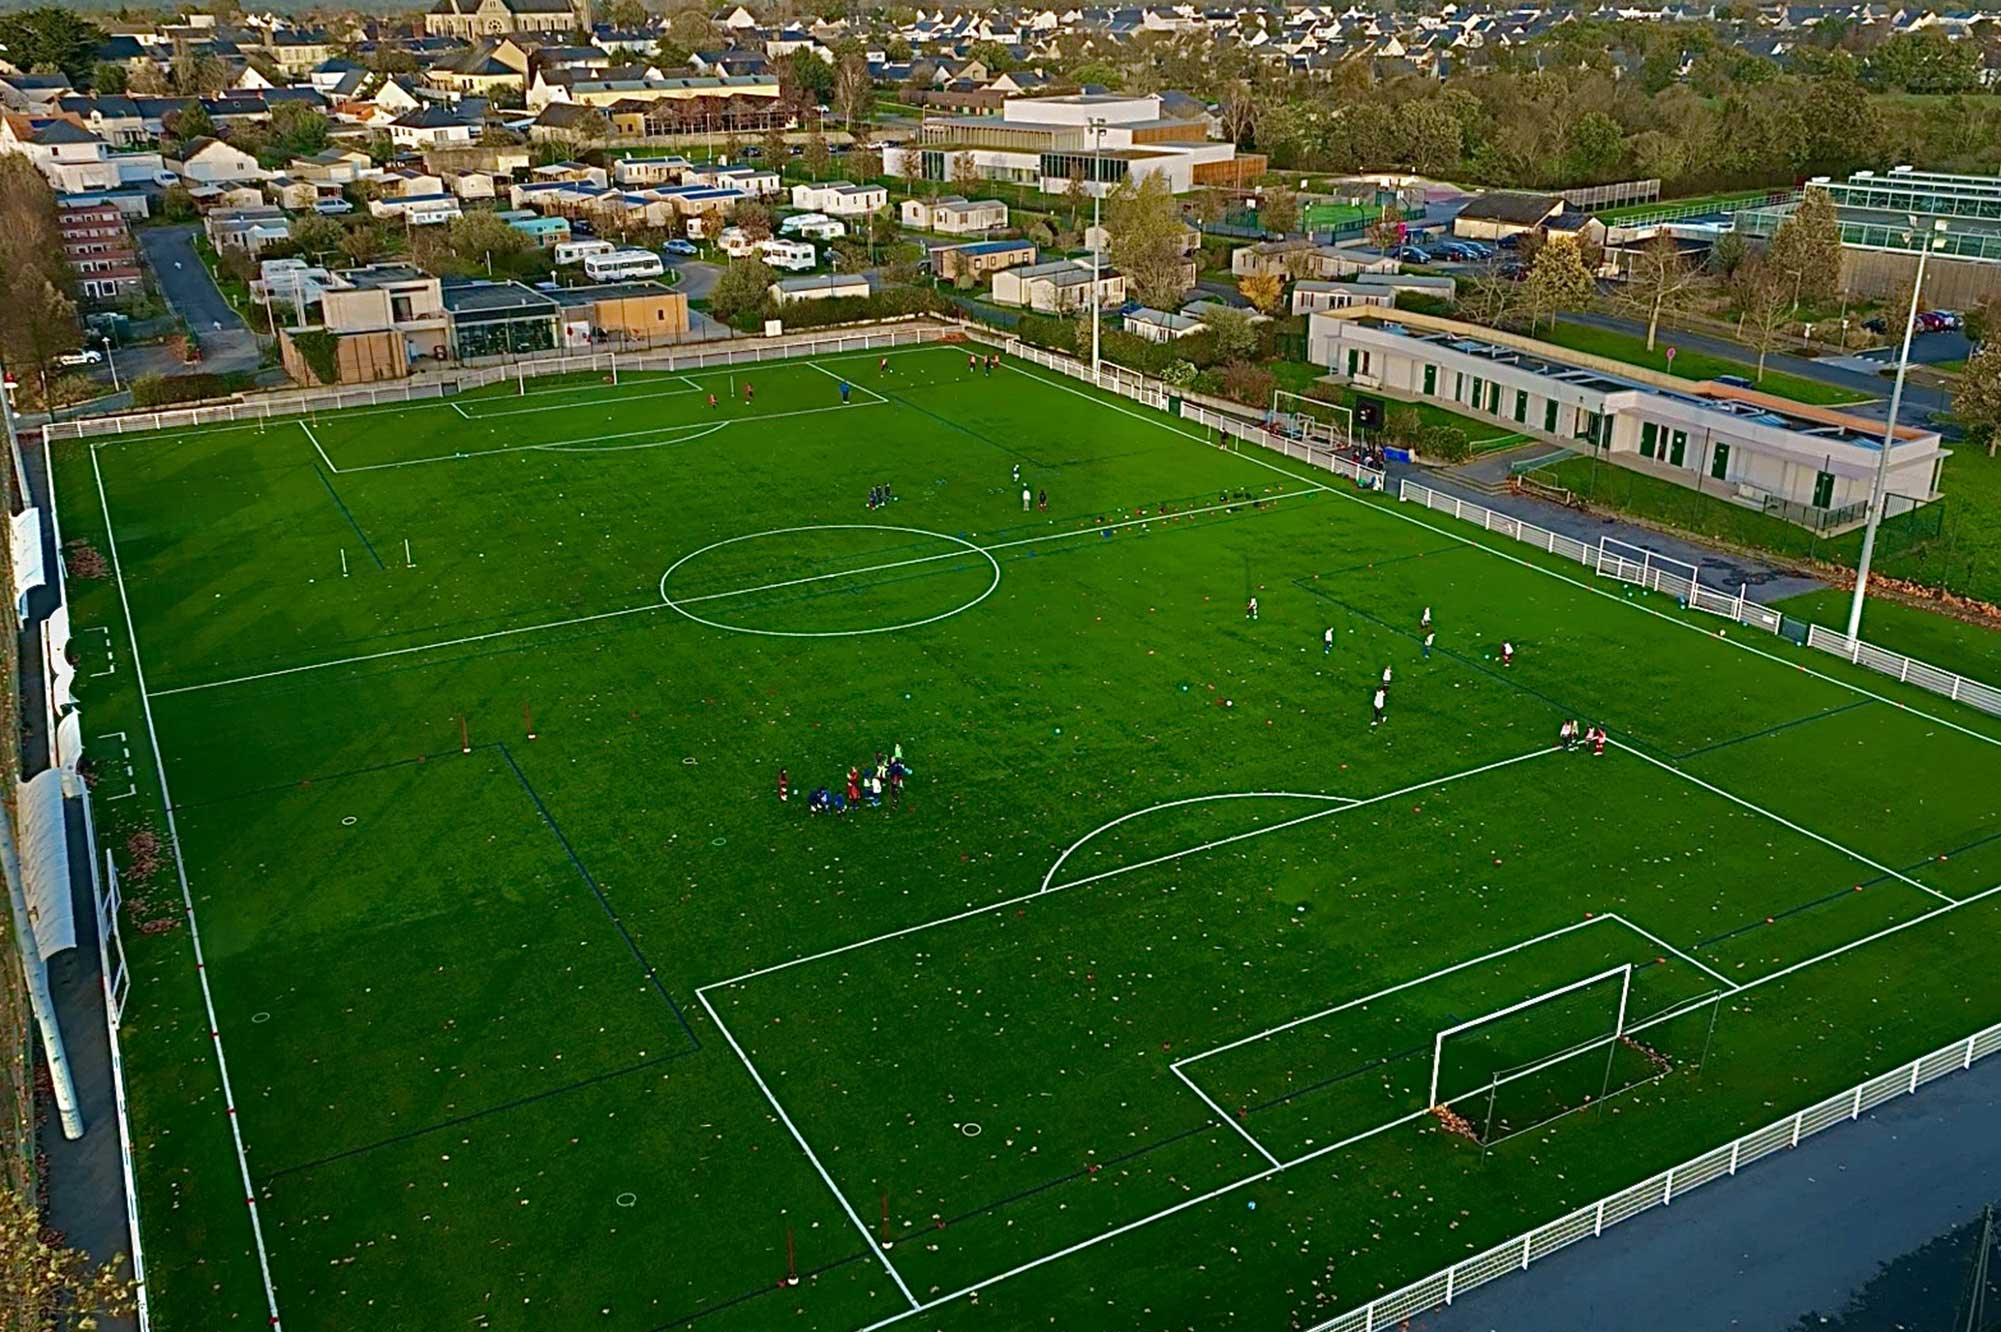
<box><xmin>42</xmin><ymin>322</ymin><xmax>951</xmax><ymax>442</ymax></box>
<box><xmin>1307</xmin><ymin>1019</ymin><xmax>2001</xmax><ymax>1332</ymax></box>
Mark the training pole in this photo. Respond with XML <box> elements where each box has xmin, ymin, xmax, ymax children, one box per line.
<box><xmin>524</xmin><ymin>704</ymin><xmax>536</xmax><ymax>741</ymax></box>
<box><xmin>784</xmin><ymin>1227</ymin><xmax>798</xmax><ymax>1286</ymax></box>
<box><xmin>403</xmin><ymin>537</ymin><xmax>413</xmax><ymax>569</ymax></box>
<box><xmin>340</xmin><ymin>547</ymin><xmax>348</xmax><ymax>577</ymax></box>
<box><xmin>459</xmin><ymin>715</ymin><xmax>471</xmax><ymax>753</ymax></box>
<box><xmin>880</xmin><ymin>1192</ymin><xmax>891</xmax><ymax>1249</ymax></box>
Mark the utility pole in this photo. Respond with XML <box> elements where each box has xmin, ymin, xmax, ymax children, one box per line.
<box><xmin>1088</xmin><ymin>115</ymin><xmax>1105</xmax><ymax>386</ymax></box>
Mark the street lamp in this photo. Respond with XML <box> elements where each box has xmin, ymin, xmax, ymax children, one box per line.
<box><xmin>1846</xmin><ymin>215</ymin><xmax>1947</xmax><ymax>642</ymax></box>
<box><xmin>1087</xmin><ymin>115</ymin><xmax>1105</xmax><ymax>385</ymax></box>
<box><xmin>102</xmin><ymin>336</ymin><xmax>118</xmax><ymax>392</ymax></box>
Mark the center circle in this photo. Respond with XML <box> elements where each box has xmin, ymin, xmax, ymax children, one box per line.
<box><xmin>658</xmin><ymin>525</ymin><xmax>1001</xmax><ymax>639</ymax></box>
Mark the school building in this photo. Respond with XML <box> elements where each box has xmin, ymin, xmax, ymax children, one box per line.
<box><xmin>1306</xmin><ymin>308</ymin><xmax>1946</xmax><ymax>529</ymax></box>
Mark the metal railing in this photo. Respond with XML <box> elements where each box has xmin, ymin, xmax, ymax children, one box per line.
<box><xmin>43</xmin><ymin>323</ymin><xmax>955</xmax><ymax>443</ymax></box>
<box><xmin>1308</xmin><ymin>1019</ymin><xmax>2001</xmax><ymax>1332</ymax></box>
<box><xmin>1805</xmin><ymin>623</ymin><xmax>2001</xmax><ymax>716</ymax></box>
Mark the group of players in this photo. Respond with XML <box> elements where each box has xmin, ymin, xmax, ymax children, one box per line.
<box><xmin>776</xmin><ymin>745</ymin><xmax>912</xmax><ymax>815</ymax></box>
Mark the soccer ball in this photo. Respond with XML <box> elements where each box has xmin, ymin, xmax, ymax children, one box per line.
<box><xmin>1224</xmin><ymin>699</ymin><xmax>1234</xmax><ymax>708</ymax></box>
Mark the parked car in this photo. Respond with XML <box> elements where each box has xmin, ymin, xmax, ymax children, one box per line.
<box><xmin>1396</xmin><ymin>245</ymin><xmax>1432</xmax><ymax>264</ymax></box>
<box><xmin>55</xmin><ymin>348</ymin><xmax>102</xmax><ymax>367</ymax></box>
<box><xmin>1497</xmin><ymin>260</ymin><xmax>1527</xmax><ymax>281</ymax></box>
<box><xmin>571</xmin><ymin>218</ymin><xmax>595</xmax><ymax>235</ymax></box>
<box><xmin>313</xmin><ymin>198</ymin><xmax>353</xmax><ymax>215</ymax></box>
<box><xmin>1862</xmin><ymin>315</ymin><xmax>1889</xmax><ymax>335</ymax></box>
<box><xmin>1916</xmin><ymin>311</ymin><xmax>1950</xmax><ymax>334</ymax></box>
<box><xmin>1496</xmin><ymin>233</ymin><xmax>1522</xmax><ymax>250</ymax></box>
<box><xmin>1715</xmin><ymin>374</ymin><xmax>1754</xmax><ymax>389</ymax></box>
<box><xmin>662</xmin><ymin>238</ymin><xmax>698</xmax><ymax>256</ymax></box>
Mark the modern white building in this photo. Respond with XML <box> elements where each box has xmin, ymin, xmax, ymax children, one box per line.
<box><xmin>788</xmin><ymin>180</ymin><xmax>886</xmax><ymax>217</ymax></box>
<box><xmin>1306</xmin><ymin>309</ymin><xmax>1946</xmax><ymax>526</ymax></box>
<box><xmin>883</xmin><ymin>92</ymin><xmax>1261</xmax><ymax>198</ymax></box>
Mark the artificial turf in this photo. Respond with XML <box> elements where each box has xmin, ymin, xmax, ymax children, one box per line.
<box><xmin>50</xmin><ymin>338</ymin><xmax>2001</xmax><ymax>1332</ymax></box>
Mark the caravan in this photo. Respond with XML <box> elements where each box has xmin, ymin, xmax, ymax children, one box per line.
<box><xmin>555</xmin><ymin>238</ymin><xmax>617</xmax><ymax>267</ymax></box>
<box><xmin>757</xmin><ymin>238</ymin><xmax>818</xmax><ymax>273</ymax></box>
<box><xmin>779</xmin><ymin>212</ymin><xmax>845</xmax><ymax>241</ymax></box>
<box><xmin>583</xmin><ymin>249</ymin><xmax>666</xmax><ymax>281</ymax></box>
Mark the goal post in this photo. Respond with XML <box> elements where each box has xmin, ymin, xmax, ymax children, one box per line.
<box><xmin>1596</xmin><ymin>537</ymin><xmax>1699</xmax><ymax>602</ymax></box>
<box><xmin>1429</xmin><ymin>964</ymin><xmax>1632</xmax><ymax>1110</ymax></box>
<box><xmin>1270</xmin><ymin>388</ymin><xmax>1352</xmax><ymax>450</ymax></box>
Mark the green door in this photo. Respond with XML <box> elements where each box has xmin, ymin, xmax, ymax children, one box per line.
<box><xmin>1470</xmin><ymin>375</ymin><xmax>1483</xmax><ymax>408</ymax></box>
<box><xmin>1513</xmin><ymin>389</ymin><xmax>1528</xmax><ymax>423</ymax></box>
<box><xmin>1423</xmin><ymin>364</ymin><xmax>1437</xmax><ymax>396</ymax></box>
<box><xmin>1669</xmin><ymin>430</ymin><xmax>1687</xmax><ymax>467</ymax></box>
<box><xmin>1640</xmin><ymin>422</ymin><xmax>1658</xmax><ymax>459</ymax></box>
<box><xmin>1710</xmin><ymin>441</ymin><xmax>1730</xmax><ymax>480</ymax></box>
<box><xmin>1544</xmin><ymin>399</ymin><xmax>1558</xmax><ymax>433</ymax></box>
<box><xmin>1488</xmin><ymin>382</ymin><xmax>1501</xmax><ymax>414</ymax></box>
<box><xmin>1347</xmin><ymin>348</ymin><xmax>1360</xmax><ymax>376</ymax></box>
<box><xmin>1812</xmin><ymin>471</ymin><xmax>1836</xmax><ymax>508</ymax></box>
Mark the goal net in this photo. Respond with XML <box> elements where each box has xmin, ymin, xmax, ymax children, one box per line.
<box><xmin>1268</xmin><ymin>389</ymin><xmax>1351</xmax><ymax>450</ymax></box>
<box><xmin>1596</xmin><ymin>537</ymin><xmax>1699</xmax><ymax>603</ymax></box>
<box><xmin>1433</xmin><ymin>971</ymin><xmax>1722</xmax><ymax>1148</ymax></box>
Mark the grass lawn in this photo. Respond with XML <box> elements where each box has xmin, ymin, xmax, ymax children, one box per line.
<box><xmin>1772</xmin><ymin>588</ymin><xmax>2001</xmax><ymax>684</ymax></box>
<box><xmin>53</xmin><ymin>342</ymin><xmax>2001</xmax><ymax>1332</ymax></box>
<box><xmin>1540</xmin><ymin>320</ymin><xmax>1873</xmax><ymax>407</ymax></box>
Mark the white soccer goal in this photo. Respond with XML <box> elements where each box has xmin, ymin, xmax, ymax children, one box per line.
<box><xmin>1596</xmin><ymin>537</ymin><xmax>1700</xmax><ymax>603</ymax></box>
<box><xmin>1429</xmin><ymin>964</ymin><xmax>1632</xmax><ymax>1110</ymax></box>
<box><xmin>1270</xmin><ymin>389</ymin><xmax>1353</xmax><ymax>450</ymax></box>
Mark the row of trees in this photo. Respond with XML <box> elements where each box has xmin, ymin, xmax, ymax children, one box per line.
<box><xmin>0</xmin><ymin>157</ymin><xmax>82</xmax><ymax>388</ymax></box>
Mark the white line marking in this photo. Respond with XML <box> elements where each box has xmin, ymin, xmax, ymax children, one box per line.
<box><xmin>1040</xmin><ymin>790</ymin><xmax>1359</xmax><ymax>894</ymax></box>
<box><xmin>1604</xmin><ymin>911</ymin><xmax>1742</xmax><ymax>990</ymax></box>
<box><xmin>697</xmin><ymin>992</ymin><xmax>920</xmax><ymax>1309</ymax></box>
<box><xmin>450</xmin><ymin>401</ymin><xmax>470</xmax><ymax>419</ymax></box>
<box><xmin>1170</xmin><ymin>1064</ymin><xmax>1282</xmax><ymax>1168</ymax></box>
<box><xmin>699</xmin><ymin>746</ymin><xmax>1555</xmax><ymax>995</ymax></box>
<box><xmin>1610</xmin><ymin>738</ymin><xmax>1955</xmax><ymax>903</ymax></box>
<box><xmin>299</xmin><ymin>420</ymin><xmax>336</xmax><ymax>473</ymax></box>
<box><xmin>804</xmin><ymin>359</ymin><xmax>889</xmax><ymax>404</ymax></box>
<box><xmin>459</xmin><ymin>379</ymin><xmax>704</xmax><ymax>420</ymax></box>
<box><xmin>535</xmin><ymin>422</ymin><xmax>728</xmax><ymax>454</ymax></box>
<box><xmin>90</xmin><ymin>449</ymin><xmax>287</xmax><ymax>1328</ymax></box>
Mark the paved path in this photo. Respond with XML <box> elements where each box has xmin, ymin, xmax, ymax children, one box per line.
<box><xmin>133</xmin><ymin>224</ymin><xmax>263</xmax><ymax>376</ymax></box>
<box><xmin>1413</xmin><ymin>1050</ymin><xmax>2001</xmax><ymax>1332</ymax></box>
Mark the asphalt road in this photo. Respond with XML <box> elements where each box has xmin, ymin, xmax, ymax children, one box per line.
<box><xmin>133</xmin><ymin>224</ymin><xmax>263</xmax><ymax>375</ymax></box>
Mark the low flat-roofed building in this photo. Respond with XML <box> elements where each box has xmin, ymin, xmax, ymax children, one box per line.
<box><xmin>1307</xmin><ymin>308</ymin><xmax>1946</xmax><ymax>528</ymax></box>
<box><xmin>549</xmin><ymin>280</ymin><xmax>689</xmax><ymax>344</ymax></box>
<box><xmin>989</xmin><ymin>258</ymin><xmax>1127</xmax><ymax>312</ymax></box>
<box><xmin>769</xmin><ymin>273</ymin><xmax>869</xmax><ymax>304</ymax></box>
<box><xmin>900</xmin><ymin>195</ymin><xmax>1009</xmax><ymax>234</ymax></box>
<box><xmin>936</xmin><ymin>237</ymin><xmax>1036</xmax><ymax>282</ymax></box>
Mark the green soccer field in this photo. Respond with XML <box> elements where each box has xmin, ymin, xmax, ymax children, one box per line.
<box><xmin>50</xmin><ymin>338</ymin><xmax>2001</xmax><ymax>1332</ymax></box>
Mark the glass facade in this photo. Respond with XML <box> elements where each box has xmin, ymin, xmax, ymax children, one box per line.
<box><xmin>455</xmin><ymin>314</ymin><xmax>555</xmax><ymax>359</ymax></box>
<box><xmin>1040</xmin><ymin>151</ymin><xmax>1128</xmax><ymax>186</ymax></box>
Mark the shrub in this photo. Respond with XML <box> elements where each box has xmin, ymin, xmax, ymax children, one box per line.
<box><xmin>1160</xmin><ymin>360</ymin><xmax>1198</xmax><ymax>387</ymax></box>
<box><xmin>290</xmin><ymin>329</ymin><xmax>340</xmax><ymax>385</ymax></box>
<box><xmin>1417</xmin><ymin>425</ymin><xmax>1472</xmax><ymax>463</ymax></box>
<box><xmin>1218</xmin><ymin>360</ymin><xmax>1276</xmax><ymax>408</ymax></box>
<box><xmin>130</xmin><ymin>372</ymin><xmax>252</xmax><ymax>408</ymax></box>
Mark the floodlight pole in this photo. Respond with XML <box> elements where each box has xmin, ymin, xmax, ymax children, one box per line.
<box><xmin>1088</xmin><ymin>116</ymin><xmax>1105</xmax><ymax>387</ymax></box>
<box><xmin>1846</xmin><ymin>217</ymin><xmax>1945</xmax><ymax>642</ymax></box>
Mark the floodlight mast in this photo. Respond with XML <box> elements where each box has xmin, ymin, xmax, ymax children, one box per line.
<box><xmin>1089</xmin><ymin>116</ymin><xmax>1106</xmax><ymax>387</ymax></box>
<box><xmin>1847</xmin><ymin>215</ymin><xmax>1946</xmax><ymax>641</ymax></box>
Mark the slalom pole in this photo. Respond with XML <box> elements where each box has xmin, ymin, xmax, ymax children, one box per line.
<box><xmin>459</xmin><ymin>715</ymin><xmax>471</xmax><ymax>753</ymax></box>
<box><xmin>524</xmin><ymin>704</ymin><xmax>537</xmax><ymax>741</ymax></box>
<box><xmin>339</xmin><ymin>547</ymin><xmax>348</xmax><ymax>577</ymax></box>
<box><xmin>879</xmin><ymin>1191</ymin><xmax>891</xmax><ymax>1249</ymax></box>
<box><xmin>784</xmin><ymin>1227</ymin><xmax>798</xmax><ymax>1287</ymax></box>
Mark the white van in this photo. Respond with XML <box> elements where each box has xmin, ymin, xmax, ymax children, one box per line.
<box><xmin>582</xmin><ymin>248</ymin><xmax>666</xmax><ymax>281</ymax></box>
<box><xmin>555</xmin><ymin>238</ymin><xmax>616</xmax><ymax>267</ymax></box>
<box><xmin>758</xmin><ymin>238</ymin><xmax>817</xmax><ymax>273</ymax></box>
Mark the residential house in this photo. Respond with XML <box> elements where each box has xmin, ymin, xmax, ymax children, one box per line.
<box><xmin>390</xmin><ymin>104</ymin><xmax>479</xmax><ymax>147</ymax></box>
<box><xmin>936</xmin><ymin>237</ymin><xmax>1036</xmax><ymax>281</ymax></box>
<box><xmin>789</xmin><ymin>180</ymin><xmax>887</xmax><ymax>216</ymax></box>
<box><xmin>57</xmin><ymin>202</ymin><xmax>144</xmax><ymax>300</ymax></box>
<box><xmin>0</xmin><ymin>115</ymin><xmax>165</xmax><ymax>193</ymax></box>
<box><xmin>900</xmin><ymin>195</ymin><xmax>1009</xmax><ymax>234</ymax></box>
<box><xmin>989</xmin><ymin>258</ymin><xmax>1127</xmax><ymax>311</ymax></box>
<box><xmin>205</xmin><ymin>206</ymin><xmax>292</xmax><ymax>256</ymax></box>
<box><xmin>168</xmin><ymin>136</ymin><xmax>265</xmax><ymax>185</ymax></box>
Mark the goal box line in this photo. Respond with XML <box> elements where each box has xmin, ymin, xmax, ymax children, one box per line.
<box><xmin>1429</xmin><ymin>963</ymin><xmax>1632</xmax><ymax>1109</ymax></box>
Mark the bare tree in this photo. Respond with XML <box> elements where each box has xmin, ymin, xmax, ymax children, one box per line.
<box><xmin>1735</xmin><ymin>259</ymin><xmax>1795</xmax><ymax>383</ymax></box>
<box><xmin>1622</xmin><ymin>232</ymin><xmax>1706</xmax><ymax>350</ymax></box>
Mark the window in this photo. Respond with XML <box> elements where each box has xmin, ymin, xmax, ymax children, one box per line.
<box><xmin>1544</xmin><ymin>399</ymin><xmax>1558</xmax><ymax>433</ymax></box>
<box><xmin>1710</xmin><ymin>441</ymin><xmax>1730</xmax><ymax>480</ymax></box>
<box><xmin>1812</xmin><ymin>470</ymin><xmax>1836</xmax><ymax>509</ymax></box>
<box><xmin>1668</xmin><ymin>429</ymin><xmax>1687</xmax><ymax>468</ymax></box>
<box><xmin>1423</xmin><ymin>364</ymin><xmax>1436</xmax><ymax>396</ymax></box>
<box><xmin>1513</xmin><ymin>389</ymin><xmax>1527</xmax><ymax>423</ymax></box>
<box><xmin>1640</xmin><ymin>422</ymin><xmax>1658</xmax><ymax>459</ymax></box>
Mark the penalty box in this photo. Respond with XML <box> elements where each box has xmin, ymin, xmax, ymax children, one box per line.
<box><xmin>699</xmin><ymin>747</ymin><xmax>1766</xmax><ymax>1299</ymax></box>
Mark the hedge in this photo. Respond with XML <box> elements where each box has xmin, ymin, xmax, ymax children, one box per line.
<box><xmin>129</xmin><ymin>372</ymin><xmax>255</xmax><ymax>408</ymax></box>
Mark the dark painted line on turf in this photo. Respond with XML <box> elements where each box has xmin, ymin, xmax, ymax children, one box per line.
<box><xmin>1240</xmin><ymin>1039</ymin><xmax>1434</xmax><ymax>1115</ymax></box>
<box><xmin>260</xmin><ymin>1047</ymin><xmax>694</xmax><ymax>1183</ymax></box>
<box><xmin>1307</xmin><ymin>542</ymin><xmax>1471</xmax><ymax>580</ymax></box>
<box><xmin>499</xmin><ymin>742</ymin><xmax>702</xmax><ymax>1051</ymax></box>
<box><xmin>311</xmin><ymin>461</ymin><xmax>384</xmax><ymax>570</ymax></box>
<box><xmin>165</xmin><ymin>744</ymin><xmax>489</xmax><ymax>811</ymax></box>
<box><xmin>1670</xmin><ymin>699</ymin><xmax>1873</xmax><ymax>761</ymax></box>
<box><xmin>649</xmin><ymin>1250</ymin><xmax>874</xmax><ymax>1330</ymax></box>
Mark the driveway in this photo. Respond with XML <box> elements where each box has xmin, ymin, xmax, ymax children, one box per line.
<box><xmin>134</xmin><ymin>224</ymin><xmax>263</xmax><ymax>375</ymax></box>
<box><xmin>669</xmin><ymin>257</ymin><xmax>721</xmax><ymax>302</ymax></box>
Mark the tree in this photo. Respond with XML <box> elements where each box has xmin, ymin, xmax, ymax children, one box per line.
<box><xmin>0</xmin><ymin>156</ymin><xmax>80</xmax><ymax>371</ymax></box>
<box><xmin>1206</xmin><ymin>307</ymin><xmax>1259</xmax><ymax>359</ymax></box>
<box><xmin>601</xmin><ymin>0</ymin><xmax>648</xmax><ymax>27</ymax></box>
<box><xmin>1519</xmin><ymin>236</ymin><xmax>1594</xmax><ymax>333</ymax></box>
<box><xmin>0</xmin><ymin>1186</ymin><xmax>136</xmax><ymax>1329</ymax></box>
<box><xmin>339</xmin><ymin>222</ymin><xmax>384</xmax><ymax>266</ymax></box>
<box><xmin>800</xmin><ymin>126</ymin><xmax>829</xmax><ymax>183</ymax></box>
<box><xmin>1734</xmin><ymin>259</ymin><xmax>1795</xmax><ymax>382</ymax></box>
<box><xmin>1062</xmin><ymin>174</ymin><xmax>1088</xmax><ymax>230</ymax></box>
<box><xmin>1259</xmin><ymin>184</ymin><xmax>1299</xmax><ymax>237</ymax></box>
<box><xmin>1191</xmin><ymin>187</ymin><xmax>1228</xmax><ymax>229</ymax></box>
<box><xmin>1867</xmin><ymin>29</ymin><xmax>1980</xmax><ymax>93</ymax></box>
<box><xmin>1622</xmin><ymin>233</ymin><xmax>1705</xmax><ymax>350</ymax></box>
<box><xmin>1104</xmin><ymin>173</ymin><xmax>1192</xmax><ymax>309</ymax></box>
<box><xmin>0</xmin><ymin>8</ymin><xmax>103</xmax><ymax>81</ymax></box>
<box><xmin>1955</xmin><ymin>342</ymin><xmax>2001</xmax><ymax>457</ymax></box>
<box><xmin>446</xmin><ymin>210</ymin><xmax>530</xmax><ymax>266</ymax></box>
<box><xmin>762</xmin><ymin>121</ymin><xmax>787</xmax><ymax>163</ymax></box>
<box><xmin>948</xmin><ymin>150</ymin><xmax>980</xmax><ymax>196</ymax></box>
<box><xmin>92</xmin><ymin>61</ymin><xmax>129</xmax><ymax>94</ymax></box>
<box><xmin>1708</xmin><ymin>230</ymin><xmax>1750</xmax><ymax>279</ymax></box>
<box><xmin>1764</xmin><ymin>189</ymin><xmax>1844</xmax><ymax>310</ymax></box>
<box><xmin>734</xmin><ymin>200</ymin><xmax>774</xmax><ymax>242</ymax></box>
<box><xmin>835</xmin><ymin>52</ymin><xmax>871</xmax><ymax>130</ymax></box>
<box><xmin>848</xmin><ymin>141</ymin><xmax>882</xmax><ymax>183</ymax></box>
<box><xmin>269</xmin><ymin>101</ymin><xmax>331</xmax><ymax>157</ymax></box>
<box><xmin>169</xmin><ymin>45</ymin><xmax>229</xmax><ymax>96</ymax></box>
<box><xmin>288</xmin><ymin>213</ymin><xmax>347</xmax><ymax>260</ymax></box>
<box><xmin>785</xmin><ymin>48</ymin><xmax>835</xmax><ymax>103</ymax></box>
<box><xmin>167</xmin><ymin>99</ymin><xmax>214</xmax><ymax>143</ymax></box>
<box><xmin>1238</xmin><ymin>272</ymin><xmax>1284</xmax><ymax>316</ymax></box>
<box><xmin>668</xmin><ymin>9</ymin><xmax>717</xmax><ymax>49</ymax></box>
<box><xmin>1365</xmin><ymin>205</ymin><xmax>1403</xmax><ymax>255</ymax></box>
<box><xmin>710</xmin><ymin>255</ymin><xmax>777</xmax><ymax>323</ymax></box>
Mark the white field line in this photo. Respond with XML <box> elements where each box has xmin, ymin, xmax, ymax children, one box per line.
<box><xmin>299</xmin><ymin>419</ymin><xmax>336</xmax><ymax>472</ymax></box>
<box><xmin>699</xmin><ymin>746</ymin><xmax>1554</xmax><ymax>995</ymax></box>
<box><xmin>1215</xmin><ymin>433</ymin><xmax>2001</xmax><ymax>751</ymax></box>
<box><xmin>1604</xmin><ymin>911</ymin><xmax>1742</xmax><ymax>990</ymax></box>
<box><xmin>697</xmin><ymin>991</ymin><xmax>919</xmax><ymax>1309</ymax></box>
<box><xmin>1174</xmin><ymin>914</ymin><xmax>1616</xmax><ymax>1071</ymax></box>
<box><xmin>90</xmin><ymin>449</ymin><xmax>287</xmax><ymax>1329</ymax></box>
<box><xmin>1004</xmin><ymin>361</ymin><xmax>1210</xmax><ymax>445</ymax></box>
<box><xmin>804</xmin><ymin>358</ymin><xmax>891</xmax><ymax>404</ymax></box>
<box><xmin>152</xmin><ymin>487</ymin><xmax>1322</xmax><ymax>699</ymax></box>
<box><xmin>1170</xmin><ymin>1064</ymin><xmax>1282</xmax><ymax>1168</ymax></box>
<box><xmin>1609</xmin><ymin>738</ymin><xmax>1956</xmax><ymax>904</ymax></box>
<box><xmin>458</xmin><ymin>379</ymin><xmax>705</xmax><ymax>420</ymax></box>
<box><xmin>536</xmin><ymin>422</ymin><xmax>728</xmax><ymax>454</ymax></box>
<box><xmin>450</xmin><ymin>401</ymin><xmax>470</xmax><ymax>419</ymax></box>
<box><xmin>1040</xmin><ymin>790</ymin><xmax>1359</xmax><ymax>894</ymax></box>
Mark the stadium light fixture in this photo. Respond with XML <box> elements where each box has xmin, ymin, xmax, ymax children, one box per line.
<box><xmin>1846</xmin><ymin>215</ymin><xmax>1947</xmax><ymax>642</ymax></box>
